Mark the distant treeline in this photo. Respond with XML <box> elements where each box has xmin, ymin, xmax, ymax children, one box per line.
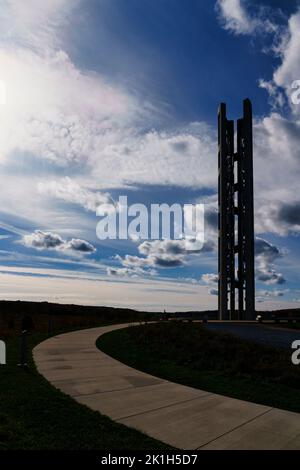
<box><xmin>1</xmin><ymin>300</ymin><xmax>299</xmax><ymax>338</ymax></box>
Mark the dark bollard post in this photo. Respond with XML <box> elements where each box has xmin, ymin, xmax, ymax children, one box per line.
<box><xmin>18</xmin><ymin>329</ymin><xmax>28</xmax><ymax>367</ymax></box>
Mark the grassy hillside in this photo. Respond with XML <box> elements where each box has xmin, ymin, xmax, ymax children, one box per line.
<box><xmin>0</xmin><ymin>300</ymin><xmax>159</xmax><ymax>338</ymax></box>
<box><xmin>0</xmin><ymin>328</ymin><xmax>172</xmax><ymax>450</ymax></box>
<box><xmin>98</xmin><ymin>322</ymin><xmax>300</xmax><ymax>413</ymax></box>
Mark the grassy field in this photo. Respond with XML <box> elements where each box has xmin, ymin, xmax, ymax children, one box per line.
<box><xmin>97</xmin><ymin>322</ymin><xmax>300</xmax><ymax>413</ymax></box>
<box><xmin>272</xmin><ymin>322</ymin><xmax>300</xmax><ymax>330</ymax></box>
<box><xmin>0</xmin><ymin>329</ymin><xmax>172</xmax><ymax>450</ymax></box>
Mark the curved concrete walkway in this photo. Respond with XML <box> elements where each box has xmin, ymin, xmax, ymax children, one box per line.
<box><xmin>33</xmin><ymin>324</ymin><xmax>300</xmax><ymax>450</ymax></box>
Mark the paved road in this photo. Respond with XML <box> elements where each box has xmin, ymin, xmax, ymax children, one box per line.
<box><xmin>205</xmin><ymin>323</ymin><xmax>300</xmax><ymax>350</ymax></box>
<box><xmin>33</xmin><ymin>324</ymin><xmax>300</xmax><ymax>450</ymax></box>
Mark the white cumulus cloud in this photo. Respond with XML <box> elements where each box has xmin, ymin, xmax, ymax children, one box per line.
<box><xmin>22</xmin><ymin>230</ymin><xmax>96</xmax><ymax>254</ymax></box>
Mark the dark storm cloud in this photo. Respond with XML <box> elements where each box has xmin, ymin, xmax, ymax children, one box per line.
<box><xmin>278</xmin><ymin>201</ymin><xmax>300</xmax><ymax>226</ymax></box>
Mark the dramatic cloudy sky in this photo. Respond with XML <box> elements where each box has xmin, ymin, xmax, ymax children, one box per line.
<box><xmin>0</xmin><ymin>0</ymin><xmax>300</xmax><ymax>311</ymax></box>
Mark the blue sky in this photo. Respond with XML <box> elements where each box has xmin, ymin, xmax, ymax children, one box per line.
<box><xmin>0</xmin><ymin>0</ymin><xmax>300</xmax><ymax>311</ymax></box>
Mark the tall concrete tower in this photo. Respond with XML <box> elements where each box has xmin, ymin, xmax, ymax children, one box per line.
<box><xmin>218</xmin><ymin>99</ymin><xmax>255</xmax><ymax>320</ymax></box>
